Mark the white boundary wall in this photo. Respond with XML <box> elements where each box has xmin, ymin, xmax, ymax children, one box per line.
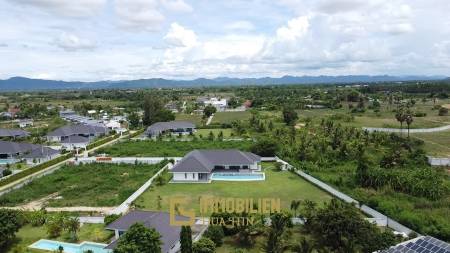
<box><xmin>363</xmin><ymin>125</ymin><xmax>450</xmax><ymax>133</ymax></box>
<box><xmin>427</xmin><ymin>156</ymin><xmax>450</xmax><ymax>166</ymax></box>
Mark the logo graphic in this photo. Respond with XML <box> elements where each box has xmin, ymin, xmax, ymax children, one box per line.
<box><xmin>169</xmin><ymin>197</ymin><xmax>196</xmax><ymax>226</ymax></box>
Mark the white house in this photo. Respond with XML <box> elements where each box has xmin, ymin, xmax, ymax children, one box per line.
<box><xmin>202</xmin><ymin>97</ymin><xmax>227</xmax><ymax>111</ymax></box>
<box><xmin>60</xmin><ymin>136</ymin><xmax>89</xmax><ymax>151</ymax></box>
<box><xmin>171</xmin><ymin>149</ymin><xmax>261</xmax><ymax>182</ymax></box>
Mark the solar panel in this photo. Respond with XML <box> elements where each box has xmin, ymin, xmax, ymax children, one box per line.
<box><xmin>379</xmin><ymin>236</ymin><xmax>450</xmax><ymax>253</ymax></box>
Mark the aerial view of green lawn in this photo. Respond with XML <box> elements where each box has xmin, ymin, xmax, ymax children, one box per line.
<box><xmin>212</xmin><ymin>111</ymin><xmax>252</xmax><ymax>124</ymax></box>
<box><xmin>0</xmin><ymin>163</ymin><xmax>164</xmax><ymax>207</ymax></box>
<box><xmin>134</xmin><ymin>162</ymin><xmax>332</xmax><ymax>214</ymax></box>
<box><xmin>96</xmin><ymin>139</ymin><xmax>253</xmax><ymax>157</ymax></box>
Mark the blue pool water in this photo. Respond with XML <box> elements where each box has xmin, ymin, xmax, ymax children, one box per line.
<box><xmin>211</xmin><ymin>172</ymin><xmax>265</xmax><ymax>181</ymax></box>
<box><xmin>29</xmin><ymin>239</ymin><xmax>111</xmax><ymax>253</ymax></box>
<box><xmin>0</xmin><ymin>159</ymin><xmax>18</xmax><ymax>165</ymax></box>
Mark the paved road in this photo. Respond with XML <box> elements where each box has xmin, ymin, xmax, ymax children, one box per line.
<box><xmin>206</xmin><ymin>115</ymin><xmax>214</xmax><ymax>125</ymax></box>
<box><xmin>363</xmin><ymin>125</ymin><xmax>450</xmax><ymax>133</ymax></box>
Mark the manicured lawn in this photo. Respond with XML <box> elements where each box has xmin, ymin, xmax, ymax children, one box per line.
<box><xmin>0</xmin><ymin>163</ymin><xmax>164</xmax><ymax>207</ymax></box>
<box><xmin>135</xmin><ymin>163</ymin><xmax>332</xmax><ymax>214</ymax></box>
<box><xmin>212</xmin><ymin>111</ymin><xmax>252</xmax><ymax>124</ymax></box>
<box><xmin>97</xmin><ymin>140</ymin><xmax>253</xmax><ymax>157</ymax></box>
<box><xmin>195</xmin><ymin>128</ymin><xmax>234</xmax><ymax>138</ymax></box>
<box><xmin>6</xmin><ymin>224</ymin><xmax>113</xmax><ymax>253</ymax></box>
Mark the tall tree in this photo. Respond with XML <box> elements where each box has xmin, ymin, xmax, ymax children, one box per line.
<box><xmin>290</xmin><ymin>200</ymin><xmax>301</xmax><ymax>217</ymax></box>
<box><xmin>203</xmin><ymin>105</ymin><xmax>216</xmax><ymax>119</ymax></box>
<box><xmin>0</xmin><ymin>209</ymin><xmax>23</xmax><ymax>249</ymax></box>
<box><xmin>264</xmin><ymin>212</ymin><xmax>292</xmax><ymax>253</ymax></box>
<box><xmin>142</xmin><ymin>95</ymin><xmax>174</xmax><ymax>126</ymax></box>
<box><xmin>180</xmin><ymin>226</ymin><xmax>193</xmax><ymax>253</ymax></box>
<box><xmin>282</xmin><ymin>106</ymin><xmax>298</xmax><ymax>126</ymax></box>
<box><xmin>114</xmin><ymin>223</ymin><xmax>162</xmax><ymax>253</ymax></box>
<box><xmin>405</xmin><ymin>112</ymin><xmax>414</xmax><ymax>138</ymax></box>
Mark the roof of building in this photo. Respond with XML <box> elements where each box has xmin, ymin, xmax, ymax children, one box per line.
<box><xmin>145</xmin><ymin>121</ymin><xmax>195</xmax><ymax>136</ymax></box>
<box><xmin>60</xmin><ymin>135</ymin><xmax>90</xmax><ymax>144</ymax></box>
<box><xmin>171</xmin><ymin>149</ymin><xmax>261</xmax><ymax>173</ymax></box>
<box><xmin>379</xmin><ymin>236</ymin><xmax>450</xmax><ymax>253</ymax></box>
<box><xmin>105</xmin><ymin>211</ymin><xmax>188</xmax><ymax>253</ymax></box>
<box><xmin>47</xmin><ymin>124</ymin><xmax>108</xmax><ymax>137</ymax></box>
<box><xmin>0</xmin><ymin>128</ymin><xmax>30</xmax><ymax>138</ymax></box>
<box><xmin>0</xmin><ymin>140</ymin><xmax>59</xmax><ymax>158</ymax></box>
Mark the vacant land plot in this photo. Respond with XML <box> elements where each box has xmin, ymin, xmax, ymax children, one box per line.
<box><xmin>0</xmin><ymin>163</ymin><xmax>164</xmax><ymax>207</ymax></box>
<box><xmin>195</xmin><ymin>128</ymin><xmax>233</xmax><ymax>138</ymax></box>
<box><xmin>411</xmin><ymin>130</ymin><xmax>450</xmax><ymax>157</ymax></box>
<box><xmin>135</xmin><ymin>163</ymin><xmax>332</xmax><ymax>214</ymax></box>
<box><xmin>97</xmin><ymin>140</ymin><xmax>253</xmax><ymax>157</ymax></box>
<box><xmin>175</xmin><ymin>113</ymin><xmax>204</xmax><ymax>125</ymax></box>
<box><xmin>212</xmin><ymin>111</ymin><xmax>252</xmax><ymax>124</ymax></box>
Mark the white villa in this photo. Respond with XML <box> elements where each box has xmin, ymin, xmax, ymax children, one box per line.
<box><xmin>171</xmin><ymin>149</ymin><xmax>261</xmax><ymax>182</ymax></box>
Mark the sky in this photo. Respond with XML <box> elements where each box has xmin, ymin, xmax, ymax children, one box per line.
<box><xmin>0</xmin><ymin>0</ymin><xmax>450</xmax><ymax>81</ymax></box>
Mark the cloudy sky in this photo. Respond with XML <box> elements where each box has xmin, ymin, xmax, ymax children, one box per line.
<box><xmin>1</xmin><ymin>0</ymin><xmax>450</xmax><ymax>81</ymax></box>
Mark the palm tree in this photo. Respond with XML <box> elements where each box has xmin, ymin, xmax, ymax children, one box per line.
<box><xmin>395</xmin><ymin>107</ymin><xmax>406</xmax><ymax>135</ymax></box>
<box><xmin>405</xmin><ymin>113</ymin><xmax>414</xmax><ymax>138</ymax></box>
<box><xmin>290</xmin><ymin>200</ymin><xmax>301</xmax><ymax>217</ymax></box>
<box><xmin>64</xmin><ymin>217</ymin><xmax>80</xmax><ymax>242</ymax></box>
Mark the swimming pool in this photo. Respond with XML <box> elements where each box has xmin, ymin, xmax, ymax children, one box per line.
<box><xmin>211</xmin><ymin>172</ymin><xmax>265</xmax><ymax>181</ymax></box>
<box><xmin>29</xmin><ymin>239</ymin><xmax>111</xmax><ymax>253</ymax></box>
<box><xmin>0</xmin><ymin>159</ymin><xmax>18</xmax><ymax>165</ymax></box>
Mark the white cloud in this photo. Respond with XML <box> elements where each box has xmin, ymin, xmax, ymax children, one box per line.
<box><xmin>382</xmin><ymin>23</ymin><xmax>414</xmax><ymax>35</ymax></box>
<box><xmin>54</xmin><ymin>33</ymin><xmax>96</xmax><ymax>51</ymax></box>
<box><xmin>164</xmin><ymin>23</ymin><xmax>197</xmax><ymax>47</ymax></box>
<box><xmin>275</xmin><ymin>16</ymin><xmax>309</xmax><ymax>41</ymax></box>
<box><xmin>225</xmin><ymin>21</ymin><xmax>255</xmax><ymax>31</ymax></box>
<box><xmin>114</xmin><ymin>0</ymin><xmax>165</xmax><ymax>31</ymax></box>
<box><xmin>160</xmin><ymin>0</ymin><xmax>193</xmax><ymax>13</ymax></box>
<box><xmin>10</xmin><ymin>0</ymin><xmax>106</xmax><ymax>17</ymax></box>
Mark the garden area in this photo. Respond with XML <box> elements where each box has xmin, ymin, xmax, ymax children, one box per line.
<box><xmin>134</xmin><ymin>162</ymin><xmax>332</xmax><ymax>214</ymax></box>
<box><xmin>211</xmin><ymin>111</ymin><xmax>252</xmax><ymax>124</ymax></box>
<box><xmin>96</xmin><ymin>139</ymin><xmax>253</xmax><ymax>157</ymax></box>
<box><xmin>0</xmin><ymin>162</ymin><xmax>165</xmax><ymax>207</ymax></box>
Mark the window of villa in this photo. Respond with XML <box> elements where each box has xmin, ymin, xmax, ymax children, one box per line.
<box><xmin>243</xmin><ymin>165</ymin><xmax>249</xmax><ymax>169</ymax></box>
<box><xmin>214</xmin><ymin>165</ymin><xmax>225</xmax><ymax>170</ymax></box>
<box><xmin>185</xmin><ymin>173</ymin><xmax>187</xmax><ymax>179</ymax></box>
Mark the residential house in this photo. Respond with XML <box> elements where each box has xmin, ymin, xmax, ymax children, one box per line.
<box><xmin>377</xmin><ymin>235</ymin><xmax>450</xmax><ymax>253</ymax></box>
<box><xmin>60</xmin><ymin>135</ymin><xmax>90</xmax><ymax>151</ymax></box>
<box><xmin>0</xmin><ymin>128</ymin><xmax>30</xmax><ymax>139</ymax></box>
<box><xmin>145</xmin><ymin>121</ymin><xmax>196</xmax><ymax>138</ymax></box>
<box><xmin>105</xmin><ymin>211</ymin><xmax>188</xmax><ymax>253</ymax></box>
<box><xmin>171</xmin><ymin>149</ymin><xmax>261</xmax><ymax>182</ymax></box>
<box><xmin>17</xmin><ymin>119</ymin><xmax>34</xmax><ymax>128</ymax></box>
<box><xmin>199</xmin><ymin>97</ymin><xmax>227</xmax><ymax>111</ymax></box>
<box><xmin>46</xmin><ymin>124</ymin><xmax>109</xmax><ymax>142</ymax></box>
<box><xmin>0</xmin><ymin>140</ymin><xmax>59</xmax><ymax>164</ymax></box>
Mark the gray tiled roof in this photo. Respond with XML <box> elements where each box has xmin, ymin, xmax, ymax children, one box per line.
<box><xmin>171</xmin><ymin>149</ymin><xmax>261</xmax><ymax>173</ymax></box>
<box><xmin>0</xmin><ymin>128</ymin><xmax>29</xmax><ymax>138</ymax></box>
<box><xmin>146</xmin><ymin>121</ymin><xmax>195</xmax><ymax>136</ymax></box>
<box><xmin>60</xmin><ymin>135</ymin><xmax>90</xmax><ymax>144</ymax></box>
<box><xmin>379</xmin><ymin>236</ymin><xmax>450</xmax><ymax>253</ymax></box>
<box><xmin>0</xmin><ymin>140</ymin><xmax>59</xmax><ymax>158</ymax></box>
<box><xmin>47</xmin><ymin>124</ymin><xmax>108</xmax><ymax>137</ymax></box>
<box><xmin>105</xmin><ymin>211</ymin><xmax>188</xmax><ymax>253</ymax></box>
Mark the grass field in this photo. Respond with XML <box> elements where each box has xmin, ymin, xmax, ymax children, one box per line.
<box><xmin>6</xmin><ymin>224</ymin><xmax>113</xmax><ymax>253</ymax></box>
<box><xmin>175</xmin><ymin>113</ymin><xmax>204</xmax><ymax>125</ymax></box>
<box><xmin>97</xmin><ymin>139</ymin><xmax>253</xmax><ymax>157</ymax></box>
<box><xmin>212</xmin><ymin>111</ymin><xmax>252</xmax><ymax>124</ymax></box>
<box><xmin>0</xmin><ymin>163</ymin><xmax>164</xmax><ymax>207</ymax></box>
<box><xmin>411</xmin><ymin>130</ymin><xmax>450</xmax><ymax>157</ymax></box>
<box><xmin>134</xmin><ymin>163</ymin><xmax>332</xmax><ymax>214</ymax></box>
<box><xmin>195</xmin><ymin>128</ymin><xmax>234</xmax><ymax>138</ymax></box>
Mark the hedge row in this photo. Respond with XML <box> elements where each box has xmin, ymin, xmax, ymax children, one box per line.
<box><xmin>0</xmin><ymin>152</ymin><xmax>74</xmax><ymax>188</ymax></box>
<box><xmin>86</xmin><ymin>133</ymin><xmax>121</xmax><ymax>150</ymax></box>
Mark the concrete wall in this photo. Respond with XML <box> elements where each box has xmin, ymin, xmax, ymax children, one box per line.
<box><xmin>428</xmin><ymin>156</ymin><xmax>450</xmax><ymax>166</ymax></box>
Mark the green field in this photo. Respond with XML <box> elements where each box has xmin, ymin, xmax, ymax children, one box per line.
<box><xmin>411</xmin><ymin>130</ymin><xmax>450</xmax><ymax>157</ymax></box>
<box><xmin>0</xmin><ymin>163</ymin><xmax>164</xmax><ymax>207</ymax></box>
<box><xmin>97</xmin><ymin>140</ymin><xmax>253</xmax><ymax>157</ymax></box>
<box><xmin>6</xmin><ymin>224</ymin><xmax>112</xmax><ymax>253</ymax></box>
<box><xmin>135</xmin><ymin>163</ymin><xmax>332</xmax><ymax>214</ymax></box>
<box><xmin>212</xmin><ymin>111</ymin><xmax>252</xmax><ymax>124</ymax></box>
<box><xmin>175</xmin><ymin>113</ymin><xmax>204</xmax><ymax>125</ymax></box>
<box><xmin>195</xmin><ymin>128</ymin><xmax>234</xmax><ymax>138</ymax></box>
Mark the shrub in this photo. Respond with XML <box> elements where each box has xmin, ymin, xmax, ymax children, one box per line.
<box><xmin>2</xmin><ymin>169</ymin><xmax>12</xmax><ymax>177</ymax></box>
<box><xmin>192</xmin><ymin>237</ymin><xmax>215</xmax><ymax>253</ymax></box>
<box><xmin>104</xmin><ymin>214</ymin><xmax>121</xmax><ymax>225</ymax></box>
<box><xmin>203</xmin><ymin>225</ymin><xmax>225</xmax><ymax>246</ymax></box>
<box><xmin>438</xmin><ymin>107</ymin><xmax>448</xmax><ymax>116</ymax></box>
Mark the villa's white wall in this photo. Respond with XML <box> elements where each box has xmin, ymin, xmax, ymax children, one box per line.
<box><xmin>173</xmin><ymin>172</ymin><xmax>198</xmax><ymax>181</ymax></box>
<box><xmin>62</xmin><ymin>143</ymin><xmax>87</xmax><ymax>150</ymax></box>
<box><xmin>47</xmin><ymin>136</ymin><xmax>61</xmax><ymax>142</ymax></box>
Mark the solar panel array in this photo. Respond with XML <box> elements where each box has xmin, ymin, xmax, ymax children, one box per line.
<box><xmin>381</xmin><ymin>236</ymin><xmax>450</xmax><ymax>253</ymax></box>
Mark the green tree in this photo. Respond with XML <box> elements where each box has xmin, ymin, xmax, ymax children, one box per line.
<box><xmin>282</xmin><ymin>106</ymin><xmax>298</xmax><ymax>126</ymax></box>
<box><xmin>290</xmin><ymin>200</ymin><xmax>301</xmax><ymax>217</ymax></box>
<box><xmin>64</xmin><ymin>217</ymin><xmax>80</xmax><ymax>242</ymax></box>
<box><xmin>114</xmin><ymin>223</ymin><xmax>162</xmax><ymax>253</ymax></box>
<box><xmin>180</xmin><ymin>226</ymin><xmax>193</xmax><ymax>253</ymax></box>
<box><xmin>0</xmin><ymin>209</ymin><xmax>23</xmax><ymax>248</ymax></box>
<box><xmin>142</xmin><ymin>95</ymin><xmax>174</xmax><ymax>126</ymax></box>
<box><xmin>250</xmin><ymin>138</ymin><xmax>279</xmax><ymax>157</ymax></box>
<box><xmin>292</xmin><ymin>237</ymin><xmax>315</xmax><ymax>253</ymax></box>
<box><xmin>264</xmin><ymin>212</ymin><xmax>292</xmax><ymax>253</ymax></box>
<box><xmin>204</xmin><ymin>225</ymin><xmax>225</xmax><ymax>246</ymax></box>
<box><xmin>192</xmin><ymin>237</ymin><xmax>216</xmax><ymax>253</ymax></box>
<box><xmin>405</xmin><ymin>112</ymin><xmax>413</xmax><ymax>138</ymax></box>
<box><xmin>203</xmin><ymin>105</ymin><xmax>216</xmax><ymax>118</ymax></box>
<box><xmin>128</xmin><ymin>112</ymin><xmax>140</xmax><ymax>129</ymax></box>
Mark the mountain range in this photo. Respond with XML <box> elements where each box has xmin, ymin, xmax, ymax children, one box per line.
<box><xmin>0</xmin><ymin>75</ymin><xmax>447</xmax><ymax>91</ymax></box>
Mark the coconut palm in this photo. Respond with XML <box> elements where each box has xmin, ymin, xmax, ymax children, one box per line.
<box><xmin>290</xmin><ymin>200</ymin><xmax>301</xmax><ymax>217</ymax></box>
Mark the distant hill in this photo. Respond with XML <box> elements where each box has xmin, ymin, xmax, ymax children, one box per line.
<box><xmin>0</xmin><ymin>75</ymin><xmax>446</xmax><ymax>91</ymax></box>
